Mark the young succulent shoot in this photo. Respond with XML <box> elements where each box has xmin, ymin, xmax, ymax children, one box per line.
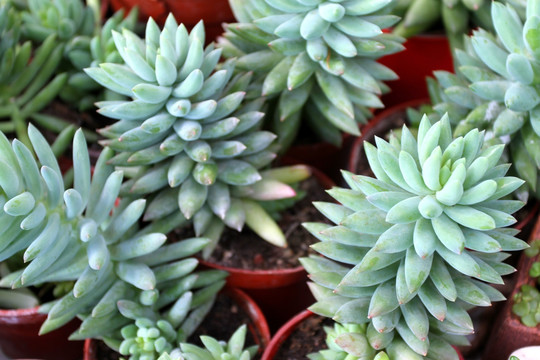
<box><xmin>19</xmin><ymin>0</ymin><xmax>139</xmax><ymax>111</ymax></box>
<box><xmin>157</xmin><ymin>351</ymin><xmax>183</xmax><ymax>360</ymax></box>
<box><xmin>0</xmin><ymin>124</ymin><xmax>215</xmax><ymax>336</ymax></box>
<box><xmin>98</xmin><ymin>270</ymin><xmax>228</xmax><ymax>360</ymax></box>
<box><xmin>428</xmin><ymin>0</ymin><xmax>540</xmax><ymax>199</ymax></box>
<box><xmin>85</xmin><ymin>15</ymin><xmax>311</xmax><ymax>255</ymax></box>
<box><xmin>393</xmin><ymin>0</ymin><xmax>495</xmax><ymax>49</ymax></box>
<box><xmin>178</xmin><ymin>324</ymin><xmax>258</xmax><ymax>360</ymax></box>
<box><xmin>221</xmin><ymin>0</ymin><xmax>404</xmax><ymax>148</ymax></box>
<box><xmin>512</xmin><ymin>239</ymin><xmax>540</xmax><ymax>327</ymax></box>
<box><xmin>0</xmin><ymin>3</ymin><xmax>70</xmax><ymax>148</ymax></box>
<box><xmin>301</xmin><ymin>114</ymin><xmax>528</xmax><ymax>358</ymax></box>
<box><xmin>308</xmin><ymin>322</ymin><xmax>389</xmax><ymax>360</ymax></box>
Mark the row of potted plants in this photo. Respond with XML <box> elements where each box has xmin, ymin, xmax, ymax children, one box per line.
<box><xmin>0</xmin><ymin>0</ymin><xmax>539</xmax><ymax>359</ymax></box>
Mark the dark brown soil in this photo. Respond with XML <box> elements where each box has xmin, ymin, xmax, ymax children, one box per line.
<box><xmin>207</xmin><ymin>176</ymin><xmax>334</xmax><ymax>270</ymax></box>
<box><xmin>35</xmin><ymin>101</ymin><xmax>109</xmax><ymax>165</ymax></box>
<box><xmin>94</xmin><ymin>339</ymin><xmax>121</xmax><ymax>360</ymax></box>
<box><xmin>275</xmin><ymin>314</ymin><xmax>333</xmax><ymax>359</ymax></box>
<box><xmin>188</xmin><ymin>291</ymin><xmax>258</xmax><ymax>352</ymax></box>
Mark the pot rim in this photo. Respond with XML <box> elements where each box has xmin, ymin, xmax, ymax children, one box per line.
<box><xmin>260</xmin><ymin>309</ymin><xmax>313</xmax><ymax>360</ymax></box>
<box><xmin>198</xmin><ymin>165</ymin><xmax>335</xmax><ymax>287</ymax></box>
<box><xmin>0</xmin><ymin>306</ymin><xmax>46</xmax><ymax>320</ymax></box>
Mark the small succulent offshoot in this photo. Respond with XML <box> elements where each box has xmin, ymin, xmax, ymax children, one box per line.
<box><xmin>308</xmin><ymin>322</ymin><xmax>389</xmax><ymax>360</ymax></box>
<box><xmin>301</xmin><ymin>114</ymin><xmax>527</xmax><ymax>358</ymax></box>
<box><xmin>86</xmin><ymin>15</ymin><xmax>311</xmax><ymax>255</ymax></box>
<box><xmin>100</xmin><ymin>269</ymin><xmax>227</xmax><ymax>360</ymax></box>
<box><xmin>392</xmin><ymin>0</ymin><xmax>526</xmax><ymax>50</ymax></box>
<box><xmin>178</xmin><ymin>324</ymin><xmax>258</xmax><ymax>360</ymax></box>
<box><xmin>220</xmin><ymin>0</ymin><xmax>404</xmax><ymax>148</ymax></box>
<box><xmin>512</xmin><ymin>239</ymin><xmax>540</xmax><ymax>327</ymax></box>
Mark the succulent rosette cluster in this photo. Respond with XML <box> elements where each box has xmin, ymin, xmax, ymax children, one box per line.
<box><xmin>427</xmin><ymin>0</ymin><xmax>540</xmax><ymax>199</ymax></box>
<box><xmin>0</xmin><ymin>124</ymin><xmax>222</xmax><ymax>339</ymax></box>
<box><xmin>219</xmin><ymin>0</ymin><xmax>404</xmax><ymax>147</ymax></box>
<box><xmin>301</xmin><ymin>114</ymin><xmax>527</xmax><ymax>359</ymax></box>
<box><xmin>85</xmin><ymin>15</ymin><xmax>308</xmax><ymax>255</ymax></box>
<box><xmin>178</xmin><ymin>324</ymin><xmax>257</xmax><ymax>360</ymax></box>
<box><xmin>308</xmin><ymin>322</ymin><xmax>390</xmax><ymax>360</ymax></box>
<box><xmin>393</xmin><ymin>0</ymin><xmax>526</xmax><ymax>49</ymax></box>
<box><xmin>18</xmin><ymin>0</ymin><xmax>139</xmax><ymax>111</ymax></box>
<box><xmin>93</xmin><ymin>269</ymin><xmax>228</xmax><ymax>360</ymax></box>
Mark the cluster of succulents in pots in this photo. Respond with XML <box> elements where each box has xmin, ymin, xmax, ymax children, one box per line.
<box><xmin>0</xmin><ymin>0</ymin><xmax>539</xmax><ymax>359</ymax></box>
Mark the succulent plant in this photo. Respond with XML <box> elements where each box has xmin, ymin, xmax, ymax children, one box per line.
<box><xmin>178</xmin><ymin>324</ymin><xmax>258</xmax><ymax>360</ymax></box>
<box><xmin>0</xmin><ymin>2</ymin><xmax>71</xmax><ymax>147</ymax></box>
<box><xmin>19</xmin><ymin>0</ymin><xmax>95</xmax><ymax>43</ymax></box>
<box><xmin>17</xmin><ymin>0</ymin><xmax>139</xmax><ymax>111</ymax></box>
<box><xmin>157</xmin><ymin>351</ymin><xmax>183</xmax><ymax>360</ymax></box>
<box><xmin>85</xmin><ymin>15</ymin><xmax>311</xmax><ymax>255</ymax></box>
<box><xmin>92</xmin><ymin>269</ymin><xmax>228</xmax><ymax>360</ymax></box>
<box><xmin>512</xmin><ymin>283</ymin><xmax>540</xmax><ymax>327</ymax></box>
<box><xmin>427</xmin><ymin>0</ymin><xmax>540</xmax><ymax>199</ymax></box>
<box><xmin>0</xmin><ymin>124</ymin><xmax>220</xmax><ymax>337</ymax></box>
<box><xmin>392</xmin><ymin>0</ymin><xmax>526</xmax><ymax>49</ymax></box>
<box><xmin>136</xmin><ymin>324</ymin><xmax>256</xmax><ymax>360</ymax></box>
<box><xmin>219</xmin><ymin>0</ymin><xmax>404</xmax><ymax>148</ymax></box>
<box><xmin>308</xmin><ymin>322</ymin><xmax>389</xmax><ymax>360</ymax></box>
<box><xmin>301</xmin><ymin>114</ymin><xmax>527</xmax><ymax>358</ymax></box>
<box><xmin>511</xmin><ymin>239</ymin><xmax>540</xmax><ymax>327</ymax></box>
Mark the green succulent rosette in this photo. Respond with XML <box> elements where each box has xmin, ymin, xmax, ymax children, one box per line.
<box><xmin>0</xmin><ymin>124</ymin><xmax>217</xmax><ymax>338</ymax></box>
<box><xmin>90</xmin><ymin>269</ymin><xmax>228</xmax><ymax>360</ymax></box>
<box><xmin>17</xmin><ymin>0</ymin><xmax>139</xmax><ymax>111</ymax></box>
<box><xmin>392</xmin><ymin>0</ymin><xmax>525</xmax><ymax>49</ymax></box>
<box><xmin>219</xmin><ymin>0</ymin><xmax>404</xmax><ymax>148</ymax></box>
<box><xmin>178</xmin><ymin>324</ymin><xmax>257</xmax><ymax>360</ymax></box>
<box><xmin>0</xmin><ymin>2</ymin><xmax>72</xmax><ymax>146</ymax></box>
<box><xmin>19</xmin><ymin>0</ymin><xmax>95</xmax><ymax>43</ymax></box>
<box><xmin>301</xmin><ymin>114</ymin><xmax>527</xmax><ymax>358</ymax></box>
<box><xmin>427</xmin><ymin>0</ymin><xmax>540</xmax><ymax>199</ymax></box>
<box><xmin>85</xmin><ymin>15</ymin><xmax>308</xmax><ymax>254</ymax></box>
<box><xmin>308</xmin><ymin>322</ymin><xmax>390</xmax><ymax>360</ymax></box>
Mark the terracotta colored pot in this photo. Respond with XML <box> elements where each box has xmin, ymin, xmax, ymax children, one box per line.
<box><xmin>198</xmin><ymin>167</ymin><xmax>335</xmax><ymax>332</ymax></box>
<box><xmin>261</xmin><ymin>310</ymin><xmax>465</xmax><ymax>360</ymax></box>
<box><xmin>378</xmin><ymin>34</ymin><xmax>454</xmax><ymax>109</ymax></box>
<box><xmin>482</xmin><ymin>218</ymin><xmax>540</xmax><ymax>360</ymax></box>
<box><xmin>0</xmin><ymin>306</ymin><xmax>83</xmax><ymax>360</ymax></box>
<box><xmin>83</xmin><ymin>286</ymin><xmax>271</xmax><ymax>359</ymax></box>
<box><xmin>109</xmin><ymin>0</ymin><xmax>234</xmax><ymax>42</ymax></box>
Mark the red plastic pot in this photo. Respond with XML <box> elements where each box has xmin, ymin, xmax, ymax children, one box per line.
<box><xmin>482</xmin><ymin>217</ymin><xmax>540</xmax><ymax>360</ymax></box>
<box><xmin>378</xmin><ymin>34</ymin><xmax>454</xmax><ymax>109</ymax></box>
<box><xmin>109</xmin><ymin>0</ymin><xmax>234</xmax><ymax>42</ymax></box>
<box><xmin>0</xmin><ymin>306</ymin><xmax>83</xmax><ymax>360</ymax></box>
<box><xmin>83</xmin><ymin>286</ymin><xmax>271</xmax><ymax>359</ymax></box>
<box><xmin>262</xmin><ymin>310</ymin><xmax>465</xmax><ymax>360</ymax></box>
<box><xmin>199</xmin><ymin>167</ymin><xmax>335</xmax><ymax>332</ymax></box>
